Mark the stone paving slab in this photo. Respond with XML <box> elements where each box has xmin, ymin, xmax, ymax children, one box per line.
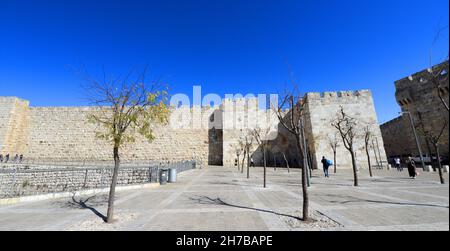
<box><xmin>0</xmin><ymin>166</ymin><xmax>448</xmax><ymax>231</ymax></box>
<box><xmin>139</xmin><ymin>211</ymin><xmax>269</xmax><ymax>231</ymax></box>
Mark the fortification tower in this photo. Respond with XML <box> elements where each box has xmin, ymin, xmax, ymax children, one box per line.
<box><xmin>304</xmin><ymin>90</ymin><xmax>388</xmax><ymax>170</ymax></box>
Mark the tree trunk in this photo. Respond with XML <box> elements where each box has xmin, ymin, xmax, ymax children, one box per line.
<box><xmin>333</xmin><ymin>150</ymin><xmax>337</xmax><ymax>174</ymax></box>
<box><xmin>350</xmin><ymin>149</ymin><xmax>359</xmax><ymax>186</ymax></box>
<box><xmin>237</xmin><ymin>155</ymin><xmax>240</xmax><ymax>171</ymax></box>
<box><xmin>106</xmin><ymin>146</ymin><xmax>120</xmax><ymax>223</ymax></box>
<box><xmin>274</xmin><ymin>154</ymin><xmax>277</xmax><ymax>171</ymax></box>
<box><xmin>365</xmin><ymin>147</ymin><xmax>373</xmax><ymax>177</ymax></box>
<box><xmin>296</xmin><ymin>136</ymin><xmax>309</xmax><ymax>221</ymax></box>
<box><xmin>263</xmin><ymin>146</ymin><xmax>266</xmax><ymax>188</ymax></box>
<box><xmin>282</xmin><ymin>152</ymin><xmax>290</xmax><ymax>173</ymax></box>
<box><xmin>246</xmin><ymin>146</ymin><xmax>250</xmax><ymax>179</ymax></box>
<box><xmin>371</xmin><ymin>140</ymin><xmax>380</xmax><ymax>168</ymax></box>
<box><xmin>425</xmin><ymin>139</ymin><xmax>433</xmax><ymax>169</ymax></box>
<box><xmin>307</xmin><ymin>149</ymin><xmax>313</xmax><ymax>179</ymax></box>
<box><xmin>241</xmin><ymin>150</ymin><xmax>246</xmax><ymax>174</ymax></box>
<box><xmin>434</xmin><ymin>144</ymin><xmax>445</xmax><ymax>184</ymax></box>
<box><xmin>375</xmin><ymin>137</ymin><xmax>384</xmax><ymax>169</ymax></box>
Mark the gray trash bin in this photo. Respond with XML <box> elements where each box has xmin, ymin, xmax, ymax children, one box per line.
<box><xmin>159</xmin><ymin>169</ymin><xmax>168</xmax><ymax>185</ymax></box>
<box><xmin>168</xmin><ymin>168</ymin><xmax>177</xmax><ymax>183</ymax></box>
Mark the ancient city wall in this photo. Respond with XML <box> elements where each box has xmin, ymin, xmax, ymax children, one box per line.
<box><xmin>0</xmin><ymin>89</ymin><xmax>387</xmax><ymax>170</ymax></box>
<box><xmin>0</xmin><ymin>97</ymin><xmax>30</xmax><ymax>155</ymax></box>
<box><xmin>394</xmin><ymin>61</ymin><xmax>449</xmax><ymax>158</ymax></box>
<box><xmin>0</xmin><ymin>98</ymin><xmax>214</xmax><ymax>165</ymax></box>
<box><xmin>380</xmin><ymin>117</ymin><xmax>416</xmax><ymax>157</ymax></box>
<box><xmin>304</xmin><ymin>90</ymin><xmax>387</xmax><ymax>170</ymax></box>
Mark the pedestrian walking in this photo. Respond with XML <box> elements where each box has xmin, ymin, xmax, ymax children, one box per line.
<box><xmin>321</xmin><ymin>156</ymin><xmax>332</xmax><ymax>178</ymax></box>
<box><xmin>394</xmin><ymin>157</ymin><xmax>402</xmax><ymax>171</ymax></box>
<box><xmin>407</xmin><ymin>157</ymin><xmax>417</xmax><ymax>179</ymax></box>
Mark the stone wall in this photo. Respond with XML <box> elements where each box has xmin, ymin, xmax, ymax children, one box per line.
<box><xmin>380</xmin><ymin>116</ymin><xmax>416</xmax><ymax>157</ymax></box>
<box><xmin>23</xmin><ymin>106</ymin><xmax>213</xmax><ymax>164</ymax></box>
<box><xmin>0</xmin><ymin>89</ymin><xmax>388</xmax><ymax>170</ymax></box>
<box><xmin>0</xmin><ymin>97</ymin><xmax>30</xmax><ymax>155</ymax></box>
<box><xmin>304</xmin><ymin>90</ymin><xmax>387</xmax><ymax>170</ymax></box>
<box><xmin>0</xmin><ymin>161</ymin><xmax>196</xmax><ymax>198</ymax></box>
<box><xmin>221</xmin><ymin>98</ymin><xmax>263</xmax><ymax>167</ymax></box>
<box><xmin>220</xmin><ymin>98</ymin><xmax>291</xmax><ymax>167</ymax></box>
<box><xmin>381</xmin><ymin>61</ymin><xmax>449</xmax><ymax>159</ymax></box>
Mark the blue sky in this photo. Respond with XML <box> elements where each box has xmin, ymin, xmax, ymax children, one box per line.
<box><xmin>0</xmin><ymin>0</ymin><xmax>448</xmax><ymax>123</ymax></box>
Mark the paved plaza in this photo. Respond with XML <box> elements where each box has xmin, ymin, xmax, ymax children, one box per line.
<box><xmin>0</xmin><ymin>166</ymin><xmax>448</xmax><ymax>231</ymax></box>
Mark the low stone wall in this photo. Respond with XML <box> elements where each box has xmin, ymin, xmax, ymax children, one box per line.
<box><xmin>0</xmin><ymin>161</ymin><xmax>196</xmax><ymax>198</ymax></box>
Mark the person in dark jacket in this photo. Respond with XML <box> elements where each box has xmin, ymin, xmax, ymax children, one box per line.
<box><xmin>321</xmin><ymin>156</ymin><xmax>331</xmax><ymax>178</ymax></box>
<box><xmin>407</xmin><ymin>157</ymin><xmax>417</xmax><ymax>179</ymax></box>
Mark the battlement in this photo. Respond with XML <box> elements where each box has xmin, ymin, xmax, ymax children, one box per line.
<box><xmin>305</xmin><ymin>89</ymin><xmax>372</xmax><ymax>102</ymax></box>
<box><xmin>395</xmin><ymin>60</ymin><xmax>449</xmax><ymax>88</ymax></box>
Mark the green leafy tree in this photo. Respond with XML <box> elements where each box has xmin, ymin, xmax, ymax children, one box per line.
<box><xmin>84</xmin><ymin>70</ymin><xmax>169</xmax><ymax>223</ymax></box>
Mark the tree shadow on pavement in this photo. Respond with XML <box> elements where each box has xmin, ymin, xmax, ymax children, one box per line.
<box><xmin>323</xmin><ymin>194</ymin><xmax>449</xmax><ymax>209</ymax></box>
<box><xmin>189</xmin><ymin>195</ymin><xmax>304</xmax><ymax>221</ymax></box>
<box><xmin>55</xmin><ymin>194</ymin><xmax>109</xmax><ymax>222</ymax></box>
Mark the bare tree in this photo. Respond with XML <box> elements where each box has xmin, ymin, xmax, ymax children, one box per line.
<box><xmin>426</xmin><ymin>61</ymin><xmax>449</xmax><ymax>112</ymax></box>
<box><xmin>273</xmin><ymin>91</ymin><xmax>310</xmax><ymax>221</ymax></box>
<box><xmin>332</xmin><ymin>106</ymin><xmax>359</xmax><ymax>186</ymax></box>
<box><xmin>417</xmin><ymin>120</ymin><xmax>448</xmax><ymax>184</ymax></box>
<box><xmin>238</xmin><ymin>129</ymin><xmax>254</xmax><ymax>179</ymax></box>
<box><xmin>428</xmin><ymin>25</ymin><xmax>449</xmax><ymax>111</ymax></box>
<box><xmin>281</xmin><ymin>151</ymin><xmax>290</xmax><ymax>173</ymax></box>
<box><xmin>418</xmin><ymin>28</ymin><xmax>449</xmax><ymax>183</ymax></box>
<box><xmin>416</xmin><ymin>112</ymin><xmax>437</xmax><ymax>161</ymax></box>
<box><xmin>236</xmin><ymin>148</ymin><xmax>241</xmax><ymax>171</ymax></box>
<box><xmin>252</xmin><ymin>126</ymin><xmax>274</xmax><ymax>188</ymax></box>
<box><xmin>234</xmin><ymin>142</ymin><xmax>242</xmax><ymax>171</ymax></box>
<box><xmin>363</xmin><ymin>125</ymin><xmax>374</xmax><ymax>177</ymax></box>
<box><xmin>83</xmin><ymin>69</ymin><xmax>169</xmax><ymax>223</ymax></box>
<box><xmin>232</xmin><ymin>142</ymin><xmax>243</xmax><ymax>171</ymax></box>
<box><xmin>327</xmin><ymin>133</ymin><xmax>339</xmax><ymax>174</ymax></box>
<box><xmin>241</xmin><ymin>147</ymin><xmax>246</xmax><ymax>174</ymax></box>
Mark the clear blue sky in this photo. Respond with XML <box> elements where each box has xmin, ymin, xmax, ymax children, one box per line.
<box><xmin>0</xmin><ymin>0</ymin><xmax>448</xmax><ymax>123</ymax></box>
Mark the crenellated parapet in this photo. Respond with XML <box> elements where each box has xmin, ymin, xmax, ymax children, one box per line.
<box><xmin>305</xmin><ymin>90</ymin><xmax>373</xmax><ymax>107</ymax></box>
<box><xmin>395</xmin><ymin>60</ymin><xmax>449</xmax><ymax>108</ymax></box>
